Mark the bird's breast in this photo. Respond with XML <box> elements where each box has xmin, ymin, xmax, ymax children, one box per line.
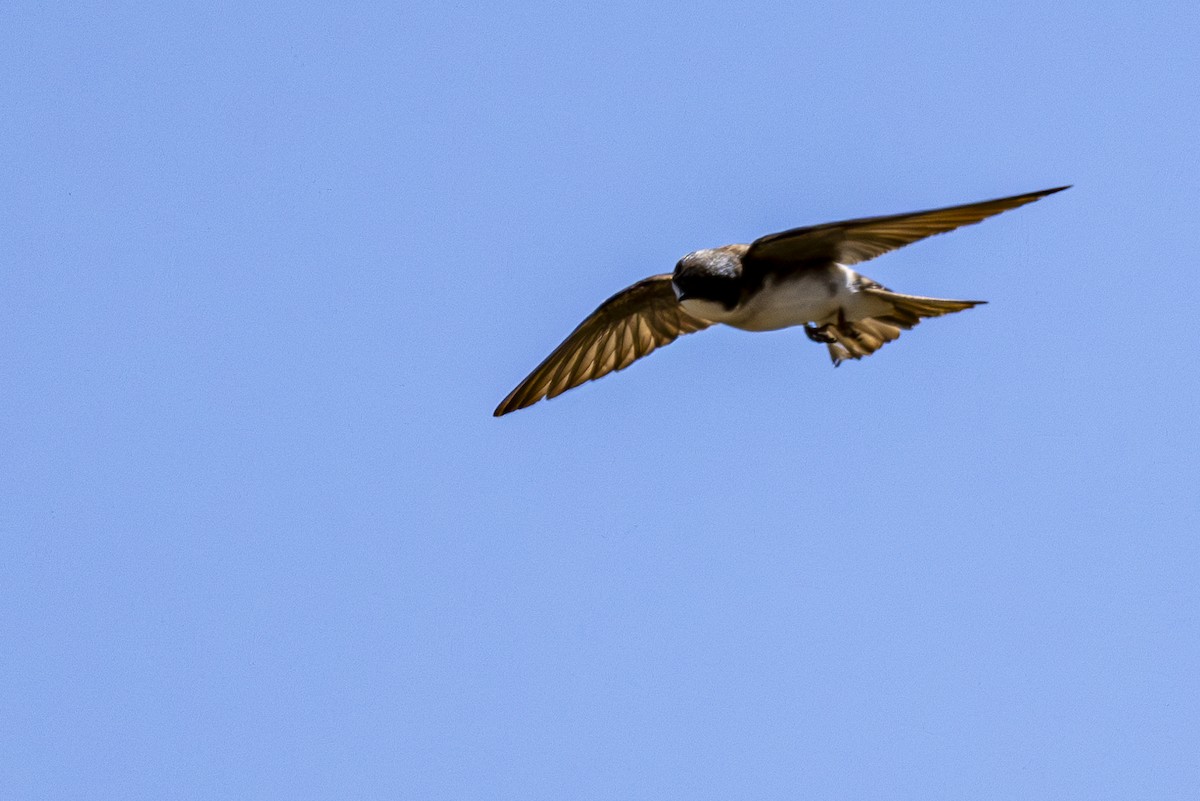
<box><xmin>721</xmin><ymin>266</ymin><xmax>852</xmax><ymax>332</ymax></box>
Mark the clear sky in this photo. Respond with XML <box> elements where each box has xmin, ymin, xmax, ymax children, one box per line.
<box><xmin>3</xmin><ymin>2</ymin><xmax>1198</xmax><ymax>799</ymax></box>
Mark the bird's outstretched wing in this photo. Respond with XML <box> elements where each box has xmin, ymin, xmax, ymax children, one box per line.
<box><xmin>494</xmin><ymin>274</ymin><xmax>711</xmax><ymax>416</ymax></box>
<box><xmin>744</xmin><ymin>186</ymin><xmax>1069</xmax><ymax>269</ymax></box>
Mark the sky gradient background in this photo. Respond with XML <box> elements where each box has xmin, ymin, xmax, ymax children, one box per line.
<box><xmin>3</xmin><ymin>2</ymin><xmax>1199</xmax><ymax>799</ymax></box>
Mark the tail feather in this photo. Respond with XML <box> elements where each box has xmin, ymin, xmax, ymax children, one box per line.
<box><xmin>825</xmin><ymin>288</ymin><xmax>985</xmax><ymax>366</ymax></box>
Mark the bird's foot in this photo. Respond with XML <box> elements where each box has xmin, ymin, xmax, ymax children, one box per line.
<box><xmin>804</xmin><ymin>324</ymin><xmax>835</xmax><ymax>344</ymax></box>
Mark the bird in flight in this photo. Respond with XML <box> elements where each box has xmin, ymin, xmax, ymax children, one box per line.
<box><xmin>494</xmin><ymin>186</ymin><xmax>1068</xmax><ymax>416</ymax></box>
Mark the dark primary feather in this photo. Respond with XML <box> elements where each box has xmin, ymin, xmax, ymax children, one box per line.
<box><xmin>743</xmin><ymin>186</ymin><xmax>1070</xmax><ymax>271</ymax></box>
<box><xmin>493</xmin><ymin>275</ymin><xmax>710</xmax><ymax>416</ymax></box>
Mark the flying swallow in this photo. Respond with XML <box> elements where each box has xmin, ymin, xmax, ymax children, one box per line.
<box><xmin>495</xmin><ymin>186</ymin><xmax>1068</xmax><ymax>416</ymax></box>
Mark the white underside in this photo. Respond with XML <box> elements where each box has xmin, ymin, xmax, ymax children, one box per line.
<box><xmin>681</xmin><ymin>264</ymin><xmax>892</xmax><ymax>332</ymax></box>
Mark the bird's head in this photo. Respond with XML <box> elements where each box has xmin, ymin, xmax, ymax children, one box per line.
<box><xmin>672</xmin><ymin>248</ymin><xmax>742</xmax><ymax>318</ymax></box>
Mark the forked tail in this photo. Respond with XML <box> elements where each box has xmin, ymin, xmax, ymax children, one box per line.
<box><xmin>824</xmin><ymin>287</ymin><xmax>985</xmax><ymax>366</ymax></box>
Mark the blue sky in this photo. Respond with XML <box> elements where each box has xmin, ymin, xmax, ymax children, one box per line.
<box><xmin>3</xmin><ymin>2</ymin><xmax>1198</xmax><ymax>799</ymax></box>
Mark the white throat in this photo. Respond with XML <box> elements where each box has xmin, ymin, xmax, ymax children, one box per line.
<box><xmin>679</xmin><ymin>297</ymin><xmax>732</xmax><ymax>323</ymax></box>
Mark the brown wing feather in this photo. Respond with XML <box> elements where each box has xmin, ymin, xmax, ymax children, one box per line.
<box><xmin>494</xmin><ymin>274</ymin><xmax>710</xmax><ymax>416</ymax></box>
<box><xmin>744</xmin><ymin>186</ymin><xmax>1069</xmax><ymax>269</ymax></box>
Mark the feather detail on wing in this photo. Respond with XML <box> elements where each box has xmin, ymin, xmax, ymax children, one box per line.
<box><xmin>494</xmin><ymin>274</ymin><xmax>711</xmax><ymax>416</ymax></box>
<box><xmin>744</xmin><ymin>186</ymin><xmax>1069</xmax><ymax>269</ymax></box>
